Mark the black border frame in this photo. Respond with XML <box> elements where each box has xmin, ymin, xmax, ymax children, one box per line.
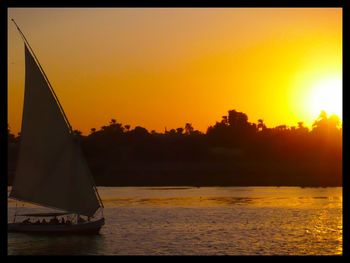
<box><xmin>1</xmin><ymin>0</ymin><xmax>347</xmax><ymax>257</ymax></box>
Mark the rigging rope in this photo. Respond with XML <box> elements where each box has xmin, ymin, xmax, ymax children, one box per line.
<box><xmin>11</xmin><ymin>18</ymin><xmax>74</xmax><ymax>135</ymax></box>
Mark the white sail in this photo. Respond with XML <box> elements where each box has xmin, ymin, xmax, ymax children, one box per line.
<box><xmin>10</xmin><ymin>45</ymin><xmax>101</xmax><ymax>217</ymax></box>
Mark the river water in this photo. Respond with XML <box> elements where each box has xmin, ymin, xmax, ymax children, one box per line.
<box><xmin>8</xmin><ymin>187</ymin><xmax>342</xmax><ymax>255</ymax></box>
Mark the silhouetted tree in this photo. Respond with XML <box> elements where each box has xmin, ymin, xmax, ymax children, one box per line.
<box><xmin>312</xmin><ymin>111</ymin><xmax>341</xmax><ymax>136</ymax></box>
<box><xmin>8</xmin><ymin>107</ymin><xmax>341</xmax><ymax>187</ymax></box>
<box><xmin>185</xmin><ymin>123</ymin><xmax>194</xmax><ymax>135</ymax></box>
<box><xmin>130</xmin><ymin>126</ymin><xmax>149</xmax><ymax>136</ymax></box>
<box><xmin>228</xmin><ymin>110</ymin><xmax>249</xmax><ymax>128</ymax></box>
<box><xmin>297</xmin><ymin>122</ymin><xmax>309</xmax><ymax>133</ymax></box>
<box><xmin>257</xmin><ymin>119</ymin><xmax>266</xmax><ymax>132</ymax></box>
<box><xmin>221</xmin><ymin>116</ymin><xmax>228</xmax><ymax>125</ymax></box>
<box><xmin>168</xmin><ymin>129</ymin><xmax>176</xmax><ymax>135</ymax></box>
<box><xmin>176</xmin><ymin>127</ymin><xmax>184</xmax><ymax>135</ymax></box>
<box><xmin>274</xmin><ymin>125</ymin><xmax>287</xmax><ymax>132</ymax></box>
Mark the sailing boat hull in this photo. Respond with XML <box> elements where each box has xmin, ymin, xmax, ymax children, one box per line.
<box><xmin>8</xmin><ymin>218</ymin><xmax>105</xmax><ymax>235</ymax></box>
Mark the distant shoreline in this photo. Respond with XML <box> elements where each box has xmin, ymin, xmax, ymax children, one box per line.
<box><xmin>8</xmin><ymin>109</ymin><xmax>342</xmax><ymax>188</ymax></box>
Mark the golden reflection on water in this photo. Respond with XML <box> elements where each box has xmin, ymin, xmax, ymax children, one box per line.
<box><xmin>98</xmin><ymin>196</ymin><xmax>341</xmax><ymax>208</ymax></box>
<box><xmin>8</xmin><ymin>186</ymin><xmax>342</xmax><ymax>209</ymax></box>
<box><xmin>8</xmin><ymin>187</ymin><xmax>342</xmax><ymax>255</ymax></box>
<box><xmin>93</xmin><ymin>186</ymin><xmax>342</xmax><ymax>208</ymax></box>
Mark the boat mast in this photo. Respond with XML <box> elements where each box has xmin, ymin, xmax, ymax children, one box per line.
<box><xmin>11</xmin><ymin>19</ymin><xmax>74</xmax><ymax>135</ymax></box>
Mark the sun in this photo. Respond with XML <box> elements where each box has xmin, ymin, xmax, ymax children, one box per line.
<box><xmin>306</xmin><ymin>76</ymin><xmax>342</xmax><ymax>121</ymax></box>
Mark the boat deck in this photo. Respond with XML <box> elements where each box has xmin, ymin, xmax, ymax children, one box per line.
<box><xmin>8</xmin><ymin>218</ymin><xmax>105</xmax><ymax>235</ymax></box>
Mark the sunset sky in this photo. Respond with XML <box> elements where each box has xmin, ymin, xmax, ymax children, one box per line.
<box><xmin>8</xmin><ymin>8</ymin><xmax>342</xmax><ymax>135</ymax></box>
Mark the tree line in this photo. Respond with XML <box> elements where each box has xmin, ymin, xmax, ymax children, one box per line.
<box><xmin>8</xmin><ymin>109</ymin><xmax>342</xmax><ymax>187</ymax></box>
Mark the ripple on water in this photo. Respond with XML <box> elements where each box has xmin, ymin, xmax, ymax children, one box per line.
<box><xmin>8</xmin><ymin>187</ymin><xmax>342</xmax><ymax>255</ymax></box>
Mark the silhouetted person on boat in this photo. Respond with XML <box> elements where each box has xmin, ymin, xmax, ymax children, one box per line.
<box><xmin>22</xmin><ymin>218</ymin><xmax>30</xmax><ymax>224</ymax></box>
<box><xmin>78</xmin><ymin>216</ymin><xmax>86</xmax><ymax>223</ymax></box>
<box><xmin>49</xmin><ymin>217</ymin><xmax>59</xmax><ymax>225</ymax></box>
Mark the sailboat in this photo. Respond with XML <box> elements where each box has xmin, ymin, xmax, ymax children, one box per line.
<box><xmin>8</xmin><ymin>20</ymin><xmax>105</xmax><ymax>234</ymax></box>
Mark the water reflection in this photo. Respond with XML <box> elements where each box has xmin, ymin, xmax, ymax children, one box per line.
<box><xmin>100</xmin><ymin>196</ymin><xmax>260</xmax><ymax>207</ymax></box>
<box><xmin>95</xmin><ymin>195</ymin><xmax>341</xmax><ymax>208</ymax></box>
<box><xmin>8</xmin><ymin>233</ymin><xmax>105</xmax><ymax>255</ymax></box>
<box><xmin>8</xmin><ymin>187</ymin><xmax>342</xmax><ymax>255</ymax></box>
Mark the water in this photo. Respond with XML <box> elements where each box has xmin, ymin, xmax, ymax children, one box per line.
<box><xmin>8</xmin><ymin>187</ymin><xmax>342</xmax><ymax>255</ymax></box>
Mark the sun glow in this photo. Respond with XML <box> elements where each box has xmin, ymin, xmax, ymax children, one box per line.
<box><xmin>305</xmin><ymin>76</ymin><xmax>342</xmax><ymax>122</ymax></box>
<box><xmin>8</xmin><ymin>8</ymin><xmax>342</xmax><ymax>134</ymax></box>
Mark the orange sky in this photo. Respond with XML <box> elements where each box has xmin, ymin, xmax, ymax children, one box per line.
<box><xmin>8</xmin><ymin>8</ymin><xmax>342</xmax><ymax>135</ymax></box>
